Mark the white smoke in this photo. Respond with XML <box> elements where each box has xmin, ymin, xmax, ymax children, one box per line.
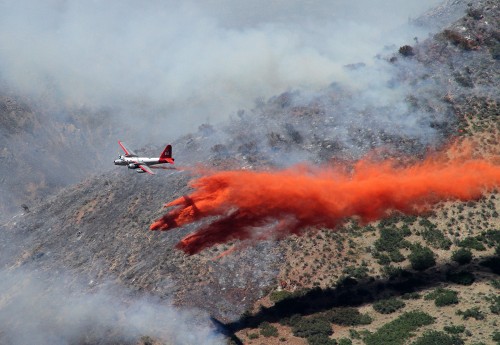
<box><xmin>0</xmin><ymin>0</ymin><xmax>444</xmax><ymax>138</ymax></box>
<box><xmin>0</xmin><ymin>268</ymin><xmax>225</xmax><ymax>345</ymax></box>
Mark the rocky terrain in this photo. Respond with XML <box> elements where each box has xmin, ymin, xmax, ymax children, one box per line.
<box><xmin>0</xmin><ymin>0</ymin><xmax>499</xmax><ymax>344</ymax></box>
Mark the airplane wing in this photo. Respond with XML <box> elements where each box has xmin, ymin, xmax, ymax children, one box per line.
<box><xmin>137</xmin><ymin>164</ymin><xmax>155</xmax><ymax>175</ymax></box>
<box><xmin>118</xmin><ymin>140</ymin><xmax>138</xmax><ymax>157</ymax></box>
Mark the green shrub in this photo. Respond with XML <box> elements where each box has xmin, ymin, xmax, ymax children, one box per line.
<box><xmin>364</xmin><ymin>311</ymin><xmax>435</xmax><ymax>345</ymax></box>
<box><xmin>451</xmin><ymin>248</ymin><xmax>472</xmax><ymax>265</ymax></box>
<box><xmin>401</xmin><ymin>292</ymin><xmax>421</xmax><ymax>300</ymax></box>
<box><xmin>458</xmin><ymin>237</ymin><xmax>486</xmax><ymax>251</ymax></box>
<box><xmin>292</xmin><ymin>317</ymin><xmax>333</xmax><ymax>339</ymax></box>
<box><xmin>491</xmin><ymin>279</ymin><xmax>500</xmax><ymax>289</ymax></box>
<box><xmin>259</xmin><ymin>322</ymin><xmax>278</xmax><ymax>337</ymax></box>
<box><xmin>446</xmin><ymin>271</ymin><xmax>475</xmax><ymax>286</ymax></box>
<box><xmin>389</xmin><ymin>250</ymin><xmax>405</xmax><ymax>263</ymax></box>
<box><xmin>323</xmin><ymin>307</ymin><xmax>372</xmax><ymax>326</ymax></box>
<box><xmin>247</xmin><ymin>332</ymin><xmax>259</xmax><ymax>339</ymax></box>
<box><xmin>373</xmin><ymin>298</ymin><xmax>406</xmax><ymax>314</ymax></box>
<box><xmin>425</xmin><ymin>288</ymin><xmax>459</xmax><ymax>307</ymax></box>
<box><xmin>375</xmin><ymin>228</ymin><xmax>408</xmax><ymax>252</ymax></box>
<box><xmin>270</xmin><ymin>290</ymin><xmax>293</xmax><ymax>303</ymax></box>
<box><xmin>435</xmin><ymin>294</ymin><xmax>459</xmax><ymax>307</ymax></box>
<box><xmin>306</xmin><ymin>334</ymin><xmax>337</xmax><ymax>345</ymax></box>
<box><xmin>493</xmin><ymin>331</ymin><xmax>500</xmax><ymax>345</ymax></box>
<box><xmin>483</xmin><ymin>230</ymin><xmax>500</xmax><ymax>246</ymax></box>
<box><xmin>338</xmin><ymin>338</ymin><xmax>352</xmax><ymax>345</ymax></box>
<box><xmin>409</xmin><ymin>244</ymin><xmax>436</xmax><ymax>271</ymax></box>
<box><xmin>349</xmin><ymin>329</ymin><xmax>361</xmax><ymax>339</ymax></box>
<box><xmin>422</xmin><ymin>228</ymin><xmax>452</xmax><ymax>250</ymax></box>
<box><xmin>443</xmin><ymin>325</ymin><xmax>465</xmax><ymax>334</ymax></box>
<box><xmin>456</xmin><ymin>307</ymin><xmax>485</xmax><ymax>320</ymax></box>
<box><xmin>375</xmin><ymin>252</ymin><xmax>391</xmax><ymax>265</ymax></box>
<box><xmin>280</xmin><ymin>313</ymin><xmax>303</xmax><ymax>327</ymax></box>
<box><xmin>343</xmin><ymin>265</ymin><xmax>369</xmax><ymax>279</ymax></box>
<box><xmin>411</xmin><ymin>330</ymin><xmax>464</xmax><ymax>345</ymax></box>
<box><xmin>487</xmin><ymin>294</ymin><xmax>500</xmax><ymax>314</ymax></box>
<box><xmin>382</xmin><ymin>265</ymin><xmax>405</xmax><ymax>279</ymax></box>
<box><xmin>400</xmin><ymin>224</ymin><xmax>412</xmax><ymax>236</ymax></box>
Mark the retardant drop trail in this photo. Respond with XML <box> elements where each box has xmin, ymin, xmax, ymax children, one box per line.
<box><xmin>150</xmin><ymin>141</ymin><xmax>500</xmax><ymax>255</ymax></box>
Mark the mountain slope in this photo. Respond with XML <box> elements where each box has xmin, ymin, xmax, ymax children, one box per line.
<box><xmin>0</xmin><ymin>1</ymin><xmax>498</xmax><ymax>344</ymax></box>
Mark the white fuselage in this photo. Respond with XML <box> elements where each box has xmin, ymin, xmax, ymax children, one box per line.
<box><xmin>113</xmin><ymin>155</ymin><xmax>161</xmax><ymax>167</ymax></box>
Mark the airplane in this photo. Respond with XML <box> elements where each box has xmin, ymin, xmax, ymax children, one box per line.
<box><xmin>113</xmin><ymin>140</ymin><xmax>174</xmax><ymax>175</ymax></box>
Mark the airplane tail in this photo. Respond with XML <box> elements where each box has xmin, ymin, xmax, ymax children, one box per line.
<box><xmin>160</xmin><ymin>144</ymin><xmax>174</xmax><ymax>164</ymax></box>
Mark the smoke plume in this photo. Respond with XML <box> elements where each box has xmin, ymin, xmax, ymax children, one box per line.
<box><xmin>0</xmin><ymin>268</ymin><xmax>225</xmax><ymax>345</ymax></box>
<box><xmin>0</xmin><ymin>0</ymin><xmax>444</xmax><ymax>138</ymax></box>
<box><xmin>151</xmin><ymin>141</ymin><xmax>500</xmax><ymax>254</ymax></box>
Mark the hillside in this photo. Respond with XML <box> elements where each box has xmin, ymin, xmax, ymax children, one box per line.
<box><xmin>0</xmin><ymin>0</ymin><xmax>499</xmax><ymax>344</ymax></box>
<box><xmin>0</xmin><ymin>92</ymin><xmax>121</xmax><ymax>221</ymax></box>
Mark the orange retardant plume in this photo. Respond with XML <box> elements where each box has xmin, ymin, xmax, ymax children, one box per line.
<box><xmin>150</xmin><ymin>143</ymin><xmax>500</xmax><ymax>255</ymax></box>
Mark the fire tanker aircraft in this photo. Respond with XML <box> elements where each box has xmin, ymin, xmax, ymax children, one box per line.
<box><xmin>113</xmin><ymin>140</ymin><xmax>174</xmax><ymax>175</ymax></box>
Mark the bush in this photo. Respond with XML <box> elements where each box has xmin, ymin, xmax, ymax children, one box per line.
<box><xmin>491</xmin><ymin>279</ymin><xmax>500</xmax><ymax>289</ymax></box>
<box><xmin>323</xmin><ymin>307</ymin><xmax>372</xmax><ymax>326</ymax></box>
<box><xmin>342</xmin><ymin>265</ymin><xmax>369</xmax><ymax>279</ymax></box>
<box><xmin>446</xmin><ymin>271</ymin><xmax>475</xmax><ymax>286</ymax></box>
<box><xmin>456</xmin><ymin>307</ymin><xmax>485</xmax><ymax>320</ymax></box>
<box><xmin>487</xmin><ymin>294</ymin><xmax>500</xmax><ymax>315</ymax></box>
<box><xmin>483</xmin><ymin>230</ymin><xmax>500</xmax><ymax>246</ymax></box>
<box><xmin>492</xmin><ymin>330</ymin><xmax>500</xmax><ymax>344</ymax></box>
<box><xmin>375</xmin><ymin>252</ymin><xmax>391</xmax><ymax>265</ymax></box>
<box><xmin>399</xmin><ymin>45</ymin><xmax>415</xmax><ymax>57</ymax></box>
<box><xmin>422</xmin><ymin>227</ymin><xmax>452</xmax><ymax>250</ymax></box>
<box><xmin>280</xmin><ymin>313</ymin><xmax>303</xmax><ymax>327</ymax></box>
<box><xmin>400</xmin><ymin>224</ymin><xmax>412</xmax><ymax>236</ymax></box>
<box><xmin>349</xmin><ymin>329</ymin><xmax>361</xmax><ymax>339</ymax></box>
<box><xmin>270</xmin><ymin>290</ymin><xmax>293</xmax><ymax>303</ymax></box>
<box><xmin>338</xmin><ymin>338</ymin><xmax>352</xmax><ymax>345</ymax></box>
<box><xmin>401</xmin><ymin>292</ymin><xmax>421</xmax><ymax>300</ymax></box>
<box><xmin>458</xmin><ymin>237</ymin><xmax>486</xmax><ymax>251</ymax></box>
<box><xmin>425</xmin><ymin>288</ymin><xmax>459</xmax><ymax>307</ymax></box>
<box><xmin>435</xmin><ymin>294</ymin><xmax>459</xmax><ymax>307</ymax></box>
<box><xmin>411</xmin><ymin>330</ymin><xmax>464</xmax><ymax>345</ymax></box>
<box><xmin>292</xmin><ymin>317</ymin><xmax>333</xmax><ymax>339</ymax></box>
<box><xmin>306</xmin><ymin>334</ymin><xmax>337</xmax><ymax>345</ymax></box>
<box><xmin>451</xmin><ymin>248</ymin><xmax>472</xmax><ymax>265</ymax></box>
<box><xmin>443</xmin><ymin>325</ymin><xmax>465</xmax><ymax>334</ymax></box>
<box><xmin>375</xmin><ymin>228</ymin><xmax>408</xmax><ymax>252</ymax></box>
<box><xmin>382</xmin><ymin>265</ymin><xmax>405</xmax><ymax>280</ymax></box>
<box><xmin>409</xmin><ymin>244</ymin><xmax>436</xmax><ymax>271</ymax></box>
<box><xmin>247</xmin><ymin>332</ymin><xmax>259</xmax><ymax>339</ymax></box>
<box><xmin>259</xmin><ymin>322</ymin><xmax>278</xmax><ymax>337</ymax></box>
<box><xmin>373</xmin><ymin>298</ymin><xmax>406</xmax><ymax>314</ymax></box>
<box><xmin>389</xmin><ymin>250</ymin><xmax>405</xmax><ymax>263</ymax></box>
<box><xmin>364</xmin><ymin>311</ymin><xmax>435</xmax><ymax>345</ymax></box>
